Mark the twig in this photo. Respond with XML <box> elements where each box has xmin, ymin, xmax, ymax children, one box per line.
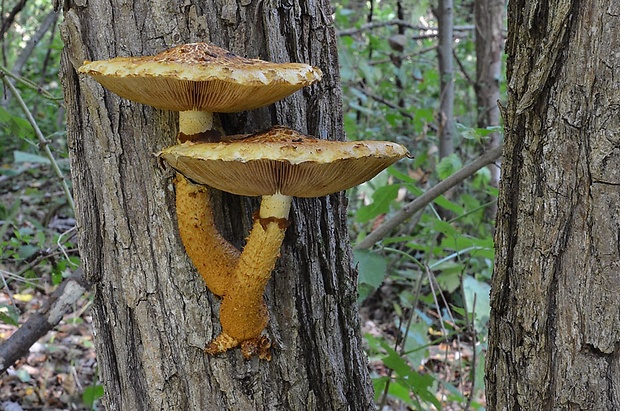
<box><xmin>338</xmin><ymin>19</ymin><xmax>474</xmax><ymax>37</ymax></box>
<box><xmin>350</xmin><ymin>85</ymin><xmax>414</xmax><ymax>119</ymax></box>
<box><xmin>354</xmin><ymin>144</ymin><xmax>503</xmax><ymax>250</ymax></box>
<box><xmin>0</xmin><ymin>63</ymin><xmax>63</xmax><ymax>102</ymax></box>
<box><xmin>0</xmin><ymin>268</ymin><xmax>90</xmax><ymax>374</ymax></box>
<box><xmin>453</xmin><ymin>48</ymin><xmax>475</xmax><ymax>89</ymax></box>
<box><xmin>463</xmin><ymin>293</ymin><xmax>477</xmax><ymax>411</ymax></box>
<box><xmin>0</xmin><ymin>269</ymin><xmax>45</xmax><ymax>290</ymax></box>
<box><xmin>369</xmin><ymin>45</ymin><xmax>437</xmax><ymax>66</ymax></box>
<box><xmin>0</xmin><ymin>0</ymin><xmax>27</xmax><ymax>39</ymax></box>
<box><xmin>0</xmin><ymin>72</ymin><xmax>74</xmax><ymax>212</ymax></box>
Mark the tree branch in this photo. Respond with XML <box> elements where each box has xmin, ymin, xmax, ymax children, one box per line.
<box><xmin>350</xmin><ymin>85</ymin><xmax>415</xmax><ymax>119</ymax></box>
<box><xmin>0</xmin><ymin>268</ymin><xmax>91</xmax><ymax>374</ymax></box>
<box><xmin>0</xmin><ymin>0</ymin><xmax>28</xmax><ymax>40</ymax></box>
<box><xmin>354</xmin><ymin>144</ymin><xmax>503</xmax><ymax>250</ymax></box>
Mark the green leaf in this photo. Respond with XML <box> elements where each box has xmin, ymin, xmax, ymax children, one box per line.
<box><xmin>380</xmin><ymin>344</ymin><xmax>441</xmax><ymax>408</ymax></box>
<box><xmin>457</xmin><ymin>123</ymin><xmax>503</xmax><ymax>141</ymax></box>
<box><xmin>82</xmin><ymin>384</ymin><xmax>104</xmax><ymax>408</ymax></box>
<box><xmin>353</xmin><ymin>250</ymin><xmax>387</xmax><ymax>301</ymax></box>
<box><xmin>435</xmin><ymin>263</ymin><xmax>464</xmax><ymax>293</ymax></box>
<box><xmin>462</xmin><ymin>275</ymin><xmax>491</xmax><ymax>331</ymax></box>
<box><xmin>355</xmin><ymin>184</ymin><xmax>400</xmax><ymax>223</ymax></box>
<box><xmin>433</xmin><ymin>195</ymin><xmax>464</xmax><ymax>214</ymax></box>
<box><xmin>15</xmin><ymin>368</ymin><xmax>31</xmax><ymax>383</ymax></box>
<box><xmin>9</xmin><ymin>115</ymin><xmax>35</xmax><ymax>140</ymax></box>
<box><xmin>402</xmin><ymin>322</ymin><xmax>430</xmax><ymax>366</ymax></box>
<box><xmin>0</xmin><ymin>106</ymin><xmax>12</xmax><ymax>123</ymax></box>
<box><xmin>387</xmin><ymin>166</ymin><xmax>416</xmax><ymax>184</ymax></box>
<box><xmin>436</xmin><ymin>153</ymin><xmax>463</xmax><ymax>179</ymax></box>
<box><xmin>13</xmin><ymin>150</ymin><xmax>50</xmax><ymax>164</ymax></box>
<box><xmin>0</xmin><ymin>304</ymin><xmax>20</xmax><ymax>326</ymax></box>
<box><xmin>387</xmin><ymin>379</ymin><xmax>418</xmax><ymax>407</ymax></box>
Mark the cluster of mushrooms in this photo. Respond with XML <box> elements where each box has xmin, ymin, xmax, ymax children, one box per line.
<box><xmin>79</xmin><ymin>43</ymin><xmax>408</xmax><ymax>360</ymax></box>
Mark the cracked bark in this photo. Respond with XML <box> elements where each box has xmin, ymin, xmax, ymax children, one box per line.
<box><xmin>58</xmin><ymin>1</ymin><xmax>374</xmax><ymax>410</ymax></box>
<box><xmin>486</xmin><ymin>1</ymin><xmax>620</xmax><ymax>409</ymax></box>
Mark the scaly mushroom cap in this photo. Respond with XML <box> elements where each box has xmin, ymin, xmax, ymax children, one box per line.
<box><xmin>78</xmin><ymin>43</ymin><xmax>322</xmax><ymax>112</ymax></box>
<box><xmin>158</xmin><ymin>126</ymin><xmax>409</xmax><ymax>198</ymax></box>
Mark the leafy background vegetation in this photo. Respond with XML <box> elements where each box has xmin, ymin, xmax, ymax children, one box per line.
<box><xmin>1</xmin><ymin>0</ymin><xmax>504</xmax><ymax>409</ymax></box>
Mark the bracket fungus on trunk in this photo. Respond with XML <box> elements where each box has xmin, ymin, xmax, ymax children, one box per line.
<box><xmin>159</xmin><ymin>126</ymin><xmax>409</xmax><ymax>358</ymax></box>
<box><xmin>78</xmin><ymin>43</ymin><xmax>322</xmax><ymax>297</ymax></box>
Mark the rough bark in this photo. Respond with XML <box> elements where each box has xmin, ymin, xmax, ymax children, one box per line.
<box><xmin>474</xmin><ymin>0</ymin><xmax>504</xmax><ymax>186</ymax></box>
<box><xmin>59</xmin><ymin>1</ymin><xmax>374</xmax><ymax>410</ymax></box>
<box><xmin>486</xmin><ymin>0</ymin><xmax>620</xmax><ymax>409</ymax></box>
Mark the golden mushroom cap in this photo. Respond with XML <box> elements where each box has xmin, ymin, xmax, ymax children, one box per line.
<box><xmin>158</xmin><ymin>126</ymin><xmax>409</xmax><ymax>198</ymax></box>
<box><xmin>78</xmin><ymin>43</ymin><xmax>322</xmax><ymax>112</ymax></box>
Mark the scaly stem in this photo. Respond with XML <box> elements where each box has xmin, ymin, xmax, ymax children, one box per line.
<box><xmin>212</xmin><ymin>193</ymin><xmax>293</xmax><ymax>346</ymax></box>
<box><xmin>174</xmin><ymin>110</ymin><xmax>239</xmax><ymax>294</ymax></box>
<box><xmin>175</xmin><ymin>174</ymin><xmax>239</xmax><ymax>296</ymax></box>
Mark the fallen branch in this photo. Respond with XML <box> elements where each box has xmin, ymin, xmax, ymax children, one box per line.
<box><xmin>354</xmin><ymin>144</ymin><xmax>503</xmax><ymax>250</ymax></box>
<box><xmin>0</xmin><ymin>268</ymin><xmax>91</xmax><ymax>374</ymax></box>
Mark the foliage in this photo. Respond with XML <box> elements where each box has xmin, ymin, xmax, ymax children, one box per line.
<box><xmin>0</xmin><ymin>0</ymin><xmax>503</xmax><ymax>409</ymax></box>
<box><xmin>336</xmin><ymin>0</ymin><xmax>504</xmax><ymax>408</ymax></box>
<box><xmin>0</xmin><ymin>0</ymin><xmax>96</xmax><ymax>409</ymax></box>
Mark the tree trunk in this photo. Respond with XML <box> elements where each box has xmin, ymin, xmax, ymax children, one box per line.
<box><xmin>474</xmin><ymin>0</ymin><xmax>503</xmax><ymax>187</ymax></box>
<box><xmin>433</xmin><ymin>0</ymin><xmax>455</xmax><ymax>159</ymax></box>
<box><xmin>486</xmin><ymin>0</ymin><xmax>620</xmax><ymax>409</ymax></box>
<box><xmin>59</xmin><ymin>1</ymin><xmax>374</xmax><ymax>410</ymax></box>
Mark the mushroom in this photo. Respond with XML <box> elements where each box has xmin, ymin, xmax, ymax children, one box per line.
<box><xmin>159</xmin><ymin>126</ymin><xmax>409</xmax><ymax>357</ymax></box>
<box><xmin>78</xmin><ymin>43</ymin><xmax>322</xmax><ymax>296</ymax></box>
<box><xmin>78</xmin><ymin>43</ymin><xmax>322</xmax><ymax>142</ymax></box>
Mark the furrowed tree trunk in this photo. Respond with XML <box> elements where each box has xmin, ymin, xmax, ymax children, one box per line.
<box><xmin>59</xmin><ymin>1</ymin><xmax>374</xmax><ymax>410</ymax></box>
<box><xmin>486</xmin><ymin>0</ymin><xmax>620</xmax><ymax>409</ymax></box>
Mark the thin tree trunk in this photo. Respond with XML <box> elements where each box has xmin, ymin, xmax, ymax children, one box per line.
<box><xmin>474</xmin><ymin>0</ymin><xmax>503</xmax><ymax>187</ymax></box>
<box><xmin>59</xmin><ymin>1</ymin><xmax>374</xmax><ymax>410</ymax></box>
<box><xmin>434</xmin><ymin>0</ymin><xmax>455</xmax><ymax>159</ymax></box>
<box><xmin>486</xmin><ymin>0</ymin><xmax>620</xmax><ymax>409</ymax></box>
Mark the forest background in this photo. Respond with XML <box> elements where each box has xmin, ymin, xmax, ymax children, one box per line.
<box><xmin>0</xmin><ymin>0</ymin><xmax>503</xmax><ymax>409</ymax></box>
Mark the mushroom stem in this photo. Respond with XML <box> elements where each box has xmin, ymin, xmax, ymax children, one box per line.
<box><xmin>178</xmin><ymin>110</ymin><xmax>213</xmax><ymax>136</ymax></box>
<box><xmin>174</xmin><ymin>174</ymin><xmax>240</xmax><ymax>296</ymax></box>
<box><xmin>174</xmin><ymin>111</ymin><xmax>239</xmax><ymax>295</ymax></box>
<box><xmin>217</xmin><ymin>193</ymin><xmax>293</xmax><ymax>343</ymax></box>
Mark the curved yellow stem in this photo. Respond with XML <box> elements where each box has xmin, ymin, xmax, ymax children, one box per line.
<box><xmin>208</xmin><ymin>194</ymin><xmax>292</xmax><ymax>354</ymax></box>
<box><xmin>175</xmin><ymin>174</ymin><xmax>239</xmax><ymax>296</ymax></box>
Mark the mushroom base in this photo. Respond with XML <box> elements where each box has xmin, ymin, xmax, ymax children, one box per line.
<box><xmin>205</xmin><ymin>334</ymin><xmax>272</xmax><ymax>360</ymax></box>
